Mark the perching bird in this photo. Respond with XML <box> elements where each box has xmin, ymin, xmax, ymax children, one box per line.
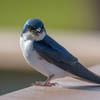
<box><xmin>20</xmin><ymin>18</ymin><xmax>100</xmax><ymax>86</ymax></box>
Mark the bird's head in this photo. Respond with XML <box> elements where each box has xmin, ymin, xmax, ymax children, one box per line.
<box><xmin>21</xmin><ymin>19</ymin><xmax>46</xmax><ymax>41</ymax></box>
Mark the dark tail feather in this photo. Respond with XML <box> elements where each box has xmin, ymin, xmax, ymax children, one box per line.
<box><xmin>68</xmin><ymin>62</ymin><xmax>100</xmax><ymax>84</ymax></box>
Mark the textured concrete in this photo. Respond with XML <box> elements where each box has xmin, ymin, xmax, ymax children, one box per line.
<box><xmin>1</xmin><ymin>65</ymin><xmax>100</xmax><ymax>100</ymax></box>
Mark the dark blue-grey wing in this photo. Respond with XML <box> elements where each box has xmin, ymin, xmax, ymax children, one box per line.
<box><xmin>34</xmin><ymin>35</ymin><xmax>78</xmax><ymax>71</ymax></box>
<box><xmin>44</xmin><ymin>35</ymin><xmax>78</xmax><ymax>64</ymax></box>
<box><xmin>33</xmin><ymin>35</ymin><xmax>100</xmax><ymax>84</ymax></box>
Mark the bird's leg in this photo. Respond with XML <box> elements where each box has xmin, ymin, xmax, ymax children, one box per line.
<box><xmin>35</xmin><ymin>74</ymin><xmax>57</xmax><ymax>86</ymax></box>
<box><xmin>44</xmin><ymin>74</ymin><xmax>55</xmax><ymax>86</ymax></box>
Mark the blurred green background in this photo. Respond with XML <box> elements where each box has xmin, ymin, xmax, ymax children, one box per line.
<box><xmin>0</xmin><ymin>0</ymin><xmax>100</xmax><ymax>30</ymax></box>
<box><xmin>0</xmin><ymin>0</ymin><xmax>100</xmax><ymax>96</ymax></box>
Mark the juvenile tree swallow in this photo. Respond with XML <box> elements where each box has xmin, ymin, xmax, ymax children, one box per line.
<box><xmin>20</xmin><ymin>18</ymin><xmax>100</xmax><ymax>86</ymax></box>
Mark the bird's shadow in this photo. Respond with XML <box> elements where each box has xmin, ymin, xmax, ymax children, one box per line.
<box><xmin>63</xmin><ymin>85</ymin><xmax>100</xmax><ymax>91</ymax></box>
<box><xmin>1</xmin><ymin>70</ymin><xmax>100</xmax><ymax>95</ymax></box>
<box><xmin>0</xmin><ymin>70</ymin><xmax>46</xmax><ymax>95</ymax></box>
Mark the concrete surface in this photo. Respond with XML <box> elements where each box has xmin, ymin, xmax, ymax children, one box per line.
<box><xmin>1</xmin><ymin>65</ymin><xmax>100</xmax><ymax>100</ymax></box>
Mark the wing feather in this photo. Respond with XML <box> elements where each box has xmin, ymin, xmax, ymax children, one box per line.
<box><xmin>33</xmin><ymin>35</ymin><xmax>78</xmax><ymax>71</ymax></box>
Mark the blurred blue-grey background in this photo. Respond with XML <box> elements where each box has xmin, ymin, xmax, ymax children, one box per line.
<box><xmin>0</xmin><ymin>0</ymin><xmax>100</xmax><ymax>95</ymax></box>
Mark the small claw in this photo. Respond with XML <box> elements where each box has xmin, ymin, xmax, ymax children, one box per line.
<box><xmin>35</xmin><ymin>81</ymin><xmax>57</xmax><ymax>87</ymax></box>
<box><xmin>44</xmin><ymin>82</ymin><xmax>57</xmax><ymax>86</ymax></box>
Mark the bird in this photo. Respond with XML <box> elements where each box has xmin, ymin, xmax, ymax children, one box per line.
<box><xmin>20</xmin><ymin>18</ymin><xmax>100</xmax><ymax>86</ymax></box>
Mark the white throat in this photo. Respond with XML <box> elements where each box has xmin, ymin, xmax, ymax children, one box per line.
<box><xmin>22</xmin><ymin>31</ymin><xmax>46</xmax><ymax>41</ymax></box>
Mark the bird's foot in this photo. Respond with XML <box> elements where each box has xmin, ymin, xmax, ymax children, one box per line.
<box><xmin>35</xmin><ymin>81</ymin><xmax>57</xmax><ymax>87</ymax></box>
<box><xmin>35</xmin><ymin>74</ymin><xmax>57</xmax><ymax>86</ymax></box>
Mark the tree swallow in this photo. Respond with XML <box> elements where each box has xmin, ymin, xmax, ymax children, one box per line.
<box><xmin>20</xmin><ymin>18</ymin><xmax>100</xmax><ymax>86</ymax></box>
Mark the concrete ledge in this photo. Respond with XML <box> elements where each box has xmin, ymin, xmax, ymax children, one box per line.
<box><xmin>1</xmin><ymin>65</ymin><xmax>100</xmax><ymax>100</ymax></box>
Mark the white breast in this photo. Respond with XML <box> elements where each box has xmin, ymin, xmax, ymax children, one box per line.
<box><xmin>20</xmin><ymin>37</ymin><xmax>68</xmax><ymax>79</ymax></box>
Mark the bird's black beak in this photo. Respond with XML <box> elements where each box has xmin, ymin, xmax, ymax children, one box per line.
<box><xmin>36</xmin><ymin>28</ymin><xmax>41</xmax><ymax>33</ymax></box>
<box><xmin>33</xmin><ymin>28</ymin><xmax>43</xmax><ymax>36</ymax></box>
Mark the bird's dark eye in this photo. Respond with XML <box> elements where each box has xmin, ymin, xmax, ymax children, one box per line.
<box><xmin>41</xmin><ymin>25</ymin><xmax>44</xmax><ymax>29</ymax></box>
<box><xmin>26</xmin><ymin>25</ymin><xmax>35</xmax><ymax>31</ymax></box>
